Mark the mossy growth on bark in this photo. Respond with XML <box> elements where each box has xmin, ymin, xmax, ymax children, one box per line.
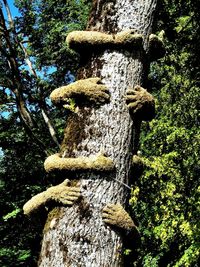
<box><xmin>43</xmin><ymin>207</ymin><xmax>64</xmax><ymax>235</ymax></box>
<box><xmin>59</xmin><ymin>111</ymin><xmax>88</xmax><ymax>156</ymax></box>
<box><xmin>23</xmin><ymin>179</ymin><xmax>80</xmax><ymax>215</ymax></box>
<box><xmin>126</xmin><ymin>85</ymin><xmax>155</xmax><ymax>121</ymax></box>
<box><xmin>66</xmin><ymin>29</ymin><xmax>143</xmax><ymax>52</ymax></box>
<box><xmin>102</xmin><ymin>203</ymin><xmax>137</xmax><ymax>231</ymax></box>
<box><xmin>44</xmin><ymin>153</ymin><xmax>115</xmax><ymax>173</ymax></box>
<box><xmin>50</xmin><ymin>78</ymin><xmax>110</xmax><ymax>108</ymax></box>
<box><xmin>148</xmin><ymin>33</ymin><xmax>165</xmax><ymax>61</ymax></box>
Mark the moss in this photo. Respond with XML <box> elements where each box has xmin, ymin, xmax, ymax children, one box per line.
<box><xmin>43</xmin><ymin>207</ymin><xmax>64</xmax><ymax>235</ymax></box>
<box><xmin>23</xmin><ymin>190</ymin><xmax>48</xmax><ymax>215</ymax></box>
<box><xmin>44</xmin><ymin>153</ymin><xmax>115</xmax><ymax>173</ymax></box>
<box><xmin>66</xmin><ymin>31</ymin><xmax>113</xmax><ymax>48</ymax></box>
<box><xmin>148</xmin><ymin>34</ymin><xmax>165</xmax><ymax>61</ymax></box>
<box><xmin>102</xmin><ymin>203</ymin><xmax>136</xmax><ymax>231</ymax></box>
<box><xmin>87</xmin><ymin>0</ymin><xmax>117</xmax><ymax>33</ymax></box>
<box><xmin>114</xmin><ymin>30</ymin><xmax>142</xmax><ymax>47</ymax></box>
<box><xmin>132</xmin><ymin>155</ymin><xmax>144</xmax><ymax>168</ymax></box>
<box><xmin>66</xmin><ymin>30</ymin><xmax>143</xmax><ymax>52</ymax></box>
<box><xmin>132</xmin><ymin>155</ymin><xmax>144</xmax><ymax>177</ymax></box>
<box><xmin>46</xmin><ymin>179</ymin><xmax>80</xmax><ymax>205</ymax></box>
<box><xmin>126</xmin><ymin>85</ymin><xmax>155</xmax><ymax>121</ymax></box>
<box><xmin>60</xmin><ymin>111</ymin><xmax>88</xmax><ymax>157</ymax></box>
<box><xmin>23</xmin><ymin>179</ymin><xmax>80</xmax><ymax>216</ymax></box>
<box><xmin>50</xmin><ymin>77</ymin><xmax>110</xmax><ymax>107</ymax></box>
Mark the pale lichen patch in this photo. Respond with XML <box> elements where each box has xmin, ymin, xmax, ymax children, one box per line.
<box><xmin>44</xmin><ymin>153</ymin><xmax>115</xmax><ymax>173</ymax></box>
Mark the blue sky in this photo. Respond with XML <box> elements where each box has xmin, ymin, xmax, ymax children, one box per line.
<box><xmin>2</xmin><ymin>0</ymin><xmax>20</xmax><ymax>18</ymax></box>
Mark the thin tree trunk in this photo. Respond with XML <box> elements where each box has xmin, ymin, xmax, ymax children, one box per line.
<box><xmin>1</xmin><ymin>0</ymin><xmax>60</xmax><ymax>148</ymax></box>
<box><xmin>39</xmin><ymin>0</ymin><xmax>157</xmax><ymax>266</ymax></box>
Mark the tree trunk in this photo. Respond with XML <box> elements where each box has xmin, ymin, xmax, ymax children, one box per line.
<box><xmin>39</xmin><ymin>0</ymin><xmax>157</xmax><ymax>266</ymax></box>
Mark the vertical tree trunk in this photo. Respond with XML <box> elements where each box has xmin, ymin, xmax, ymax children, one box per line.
<box><xmin>39</xmin><ymin>0</ymin><xmax>157</xmax><ymax>266</ymax></box>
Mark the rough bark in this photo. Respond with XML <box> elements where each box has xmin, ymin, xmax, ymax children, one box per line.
<box><xmin>39</xmin><ymin>0</ymin><xmax>157</xmax><ymax>266</ymax></box>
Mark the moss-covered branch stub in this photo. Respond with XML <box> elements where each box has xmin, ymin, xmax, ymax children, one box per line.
<box><xmin>66</xmin><ymin>30</ymin><xmax>143</xmax><ymax>52</ymax></box>
<box><xmin>126</xmin><ymin>85</ymin><xmax>155</xmax><ymax>121</ymax></box>
<box><xmin>148</xmin><ymin>34</ymin><xmax>165</xmax><ymax>61</ymax></box>
<box><xmin>102</xmin><ymin>203</ymin><xmax>137</xmax><ymax>232</ymax></box>
<box><xmin>23</xmin><ymin>179</ymin><xmax>81</xmax><ymax>216</ymax></box>
<box><xmin>132</xmin><ymin>155</ymin><xmax>144</xmax><ymax>178</ymax></box>
<box><xmin>50</xmin><ymin>77</ymin><xmax>110</xmax><ymax>108</ymax></box>
<box><xmin>44</xmin><ymin>153</ymin><xmax>115</xmax><ymax>174</ymax></box>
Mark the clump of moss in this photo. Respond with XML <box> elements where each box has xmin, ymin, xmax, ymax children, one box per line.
<box><xmin>148</xmin><ymin>33</ymin><xmax>165</xmax><ymax>61</ymax></box>
<box><xmin>132</xmin><ymin>155</ymin><xmax>144</xmax><ymax>177</ymax></box>
<box><xmin>102</xmin><ymin>203</ymin><xmax>136</xmax><ymax>231</ymax></box>
<box><xmin>66</xmin><ymin>29</ymin><xmax>143</xmax><ymax>52</ymax></box>
<box><xmin>114</xmin><ymin>30</ymin><xmax>143</xmax><ymax>47</ymax></box>
<box><xmin>132</xmin><ymin>155</ymin><xmax>144</xmax><ymax>168</ymax></box>
<box><xmin>23</xmin><ymin>179</ymin><xmax>80</xmax><ymax>215</ymax></box>
<box><xmin>66</xmin><ymin>31</ymin><xmax>113</xmax><ymax>48</ymax></box>
<box><xmin>43</xmin><ymin>207</ymin><xmax>64</xmax><ymax>235</ymax></box>
<box><xmin>59</xmin><ymin>111</ymin><xmax>88</xmax><ymax>157</ymax></box>
<box><xmin>126</xmin><ymin>85</ymin><xmax>155</xmax><ymax>121</ymax></box>
<box><xmin>50</xmin><ymin>77</ymin><xmax>109</xmax><ymax>107</ymax></box>
<box><xmin>44</xmin><ymin>153</ymin><xmax>115</xmax><ymax>173</ymax></box>
<box><xmin>23</xmin><ymin>190</ymin><xmax>47</xmax><ymax>215</ymax></box>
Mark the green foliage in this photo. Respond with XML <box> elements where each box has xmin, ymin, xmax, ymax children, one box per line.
<box><xmin>15</xmin><ymin>0</ymin><xmax>91</xmax><ymax>86</ymax></box>
<box><xmin>0</xmin><ymin>248</ymin><xmax>31</xmax><ymax>267</ymax></box>
<box><xmin>0</xmin><ymin>1</ymin><xmax>91</xmax><ymax>266</ymax></box>
<box><xmin>3</xmin><ymin>208</ymin><xmax>21</xmax><ymax>221</ymax></box>
<box><xmin>129</xmin><ymin>1</ymin><xmax>200</xmax><ymax>266</ymax></box>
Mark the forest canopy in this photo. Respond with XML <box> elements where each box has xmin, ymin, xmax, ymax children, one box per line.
<box><xmin>0</xmin><ymin>0</ymin><xmax>199</xmax><ymax>266</ymax></box>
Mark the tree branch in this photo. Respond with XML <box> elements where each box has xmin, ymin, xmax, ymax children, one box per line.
<box><xmin>1</xmin><ymin>1</ymin><xmax>60</xmax><ymax>148</ymax></box>
<box><xmin>1</xmin><ymin>4</ymin><xmax>60</xmax><ymax>150</ymax></box>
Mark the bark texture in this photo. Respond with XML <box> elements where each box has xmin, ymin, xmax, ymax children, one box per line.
<box><xmin>39</xmin><ymin>0</ymin><xmax>157</xmax><ymax>266</ymax></box>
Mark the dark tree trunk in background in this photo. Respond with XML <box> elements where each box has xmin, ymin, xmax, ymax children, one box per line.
<box><xmin>39</xmin><ymin>0</ymin><xmax>157</xmax><ymax>266</ymax></box>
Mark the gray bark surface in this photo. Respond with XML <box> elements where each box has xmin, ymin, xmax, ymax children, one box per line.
<box><xmin>39</xmin><ymin>1</ymin><xmax>157</xmax><ymax>266</ymax></box>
